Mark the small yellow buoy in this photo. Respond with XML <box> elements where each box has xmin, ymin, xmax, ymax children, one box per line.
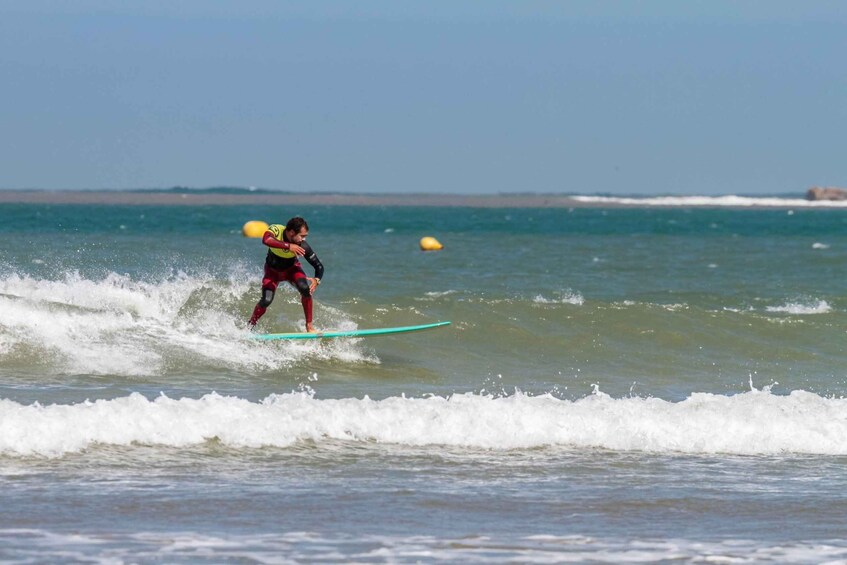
<box><xmin>242</xmin><ymin>220</ymin><xmax>269</xmax><ymax>238</ymax></box>
<box><xmin>419</xmin><ymin>236</ymin><xmax>443</xmax><ymax>251</ymax></box>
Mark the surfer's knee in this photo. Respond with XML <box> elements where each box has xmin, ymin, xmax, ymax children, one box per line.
<box><xmin>258</xmin><ymin>288</ymin><xmax>275</xmax><ymax>307</ymax></box>
<box><xmin>294</xmin><ymin>278</ymin><xmax>311</xmax><ymax>297</ymax></box>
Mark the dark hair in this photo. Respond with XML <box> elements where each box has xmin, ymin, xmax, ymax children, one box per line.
<box><xmin>286</xmin><ymin>217</ymin><xmax>309</xmax><ymax>233</ymax></box>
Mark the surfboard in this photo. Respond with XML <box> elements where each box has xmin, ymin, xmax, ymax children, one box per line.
<box><xmin>250</xmin><ymin>321</ymin><xmax>451</xmax><ymax>340</ymax></box>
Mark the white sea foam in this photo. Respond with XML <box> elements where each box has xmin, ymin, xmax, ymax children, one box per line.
<box><xmin>533</xmin><ymin>290</ymin><xmax>585</xmax><ymax>305</ymax></box>
<box><xmin>766</xmin><ymin>300</ymin><xmax>832</xmax><ymax>315</ymax></box>
<box><xmin>3</xmin><ymin>529</ymin><xmax>846</xmax><ymax>563</ymax></box>
<box><xmin>422</xmin><ymin>290</ymin><xmax>457</xmax><ymax>298</ymax></box>
<box><xmin>812</xmin><ymin>242</ymin><xmax>831</xmax><ymax>249</ymax></box>
<box><xmin>0</xmin><ymin>271</ymin><xmax>370</xmax><ymax>375</ymax></box>
<box><xmin>571</xmin><ymin>195</ymin><xmax>847</xmax><ymax>208</ymax></box>
<box><xmin>4</xmin><ymin>388</ymin><xmax>847</xmax><ymax>458</ymax></box>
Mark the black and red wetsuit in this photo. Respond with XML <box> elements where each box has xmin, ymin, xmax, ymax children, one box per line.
<box><xmin>248</xmin><ymin>224</ymin><xmax>324</xmax><ymax>327</ymax></box>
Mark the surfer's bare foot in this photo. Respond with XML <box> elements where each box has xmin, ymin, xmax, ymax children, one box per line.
<box><xmin>306</xmin><ymin>323</ymin><xmax>316</xmax><ymax>333</ymax></box>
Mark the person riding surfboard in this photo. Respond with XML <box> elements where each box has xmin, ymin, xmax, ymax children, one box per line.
<box><xmin>248</xmin><ymin>216</ymin><xmax>324</xmax><ymax>332</ymax></box>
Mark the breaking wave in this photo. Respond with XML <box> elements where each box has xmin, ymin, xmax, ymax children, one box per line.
<box><xmin>0</xmin><ymin>270</ymin><xmax>371</xmax><ymax>376</ymax></box>
<box><xmin>4</xmin><ymin>388</ymin><xmax>847</xmax><ymax>457</ymax></box>
<box><xmin>571</xmin><ymin>195</ymin><xmax>847</xmax><ymax>207</ymax></box>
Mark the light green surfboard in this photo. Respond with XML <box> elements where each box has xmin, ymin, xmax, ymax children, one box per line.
<box><xmin>251</xmin><ymin>321</ymin><xmax>451</xmax><ymax>340</ymax></box>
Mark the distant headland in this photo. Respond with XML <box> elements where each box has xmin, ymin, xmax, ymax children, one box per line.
<box><xmin>806</xmin><ymin>186</ymin><xmax>847</xmax><ymax>201</ymax></box>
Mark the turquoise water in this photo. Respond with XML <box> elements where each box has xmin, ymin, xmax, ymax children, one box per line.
<box><xmin>2</xmin><ymin>201</ymin><xmax>847</xmax><ymax>562</ymax></box>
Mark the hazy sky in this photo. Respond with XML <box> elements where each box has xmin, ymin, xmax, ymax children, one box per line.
<box><xmin>2</xmin><ymin>1</ymin><xmax>846</xmax><ymax>194</ymax></box>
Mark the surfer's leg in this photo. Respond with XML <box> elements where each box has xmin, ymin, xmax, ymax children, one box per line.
<box><xmin>248</xmin><ymin>287</ymin><xmax>276</xmax><ymax>326</ymax></box>
<box><xmin>301</xmin><ymin>294</ymin><xmax>314</xmax><ymax>330</ymax></box>
<box><xmin>289</xmin><ymin>269</ymin><xmax>314</xmax><ymax>331</ymax></box>
<box><xmin>249</xmin><ymin>267</ymin><xmax>280</xmax><ymax>327</ymax></box>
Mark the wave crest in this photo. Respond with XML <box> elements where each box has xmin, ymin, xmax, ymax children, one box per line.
<box><xmin>0</xmin><ymin>271</ymin><xmax>370</xmax><ymax>375</ymax></box>
<box><xmin>4</xmin><ymin>389</ymin><xmax>847</xmax><ymax>458</ymax></box>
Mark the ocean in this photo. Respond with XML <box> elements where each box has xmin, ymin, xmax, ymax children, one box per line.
<box><xmin>1</xmin><ymin>195</ymin><xmax>846</xmax><ymax>563</ymax></box>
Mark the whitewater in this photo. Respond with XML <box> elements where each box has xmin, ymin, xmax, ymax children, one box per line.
<box><xmin>4</xmin><ymin>387</ymin><xmax>847</xmax><ymax>458</ymax></box>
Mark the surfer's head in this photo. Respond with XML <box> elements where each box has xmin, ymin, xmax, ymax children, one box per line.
<box><xmin>285</xmin><ymin>216</ymin><xmax>309</xmax><ymax>243</ymax></box>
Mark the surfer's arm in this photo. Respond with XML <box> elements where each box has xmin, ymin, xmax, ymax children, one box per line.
<box><xmin>303</xmin><ymin>243</ymin><xmax>324</xmax><ymax>281</ymax></box>
<box><xmin>262</xmin><ymin>231</ymin><xmax>288</xmax><ymax>250</ymax></box>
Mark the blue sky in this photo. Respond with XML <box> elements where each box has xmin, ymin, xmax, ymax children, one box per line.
<box><xmin>1</xmin><ymin>1</ymin><xmax>845</xmax><ymax>194</ymax></box>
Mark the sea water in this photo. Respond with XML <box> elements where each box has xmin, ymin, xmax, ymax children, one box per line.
<box><xmin>1</xmin><ymin>198</ymin><xmax>847</xmax><ymax>562</ymax></box>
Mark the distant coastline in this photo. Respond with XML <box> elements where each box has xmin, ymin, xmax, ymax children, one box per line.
<box><xmin>0</xmin><ymin>189</ymin><xmax>597</xmax><ymax>208</ymax></box>
<box><xmin>1</xmin><ymin>188</ymin><xmax>846</xmax><ymax>208</ymax></box>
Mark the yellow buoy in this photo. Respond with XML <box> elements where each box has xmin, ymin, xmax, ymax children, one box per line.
<box><xmin>419</xmin><ymin>236</ymin><xmax>443</xmax><ymax>251</ymax></box>
<box><xmin>242</xmin><ymin>220</ymin><xmax>269</xmax><ymax>238</ymax></box>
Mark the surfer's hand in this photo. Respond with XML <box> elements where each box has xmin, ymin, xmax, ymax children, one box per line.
<box><xmin>308</xmin><ymin>277</ymin><xmax>320</xmax><ymax>294</ymax></box>
<box><xmin>289</xmin><ymin>243</ymin><xmax>306</xmax><ymax>256</ymax></box>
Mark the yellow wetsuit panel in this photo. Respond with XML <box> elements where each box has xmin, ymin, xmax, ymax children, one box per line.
<box><xmin>266</xmin><ymin>224</ymin><xmax>296</xmax><ymax>259</ymax></box>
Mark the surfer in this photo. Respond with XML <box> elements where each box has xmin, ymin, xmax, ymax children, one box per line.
<box><xmin>248</xmin><ymin>216</ymin><xmax>324</xmax><ymax>332</ymax></box>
